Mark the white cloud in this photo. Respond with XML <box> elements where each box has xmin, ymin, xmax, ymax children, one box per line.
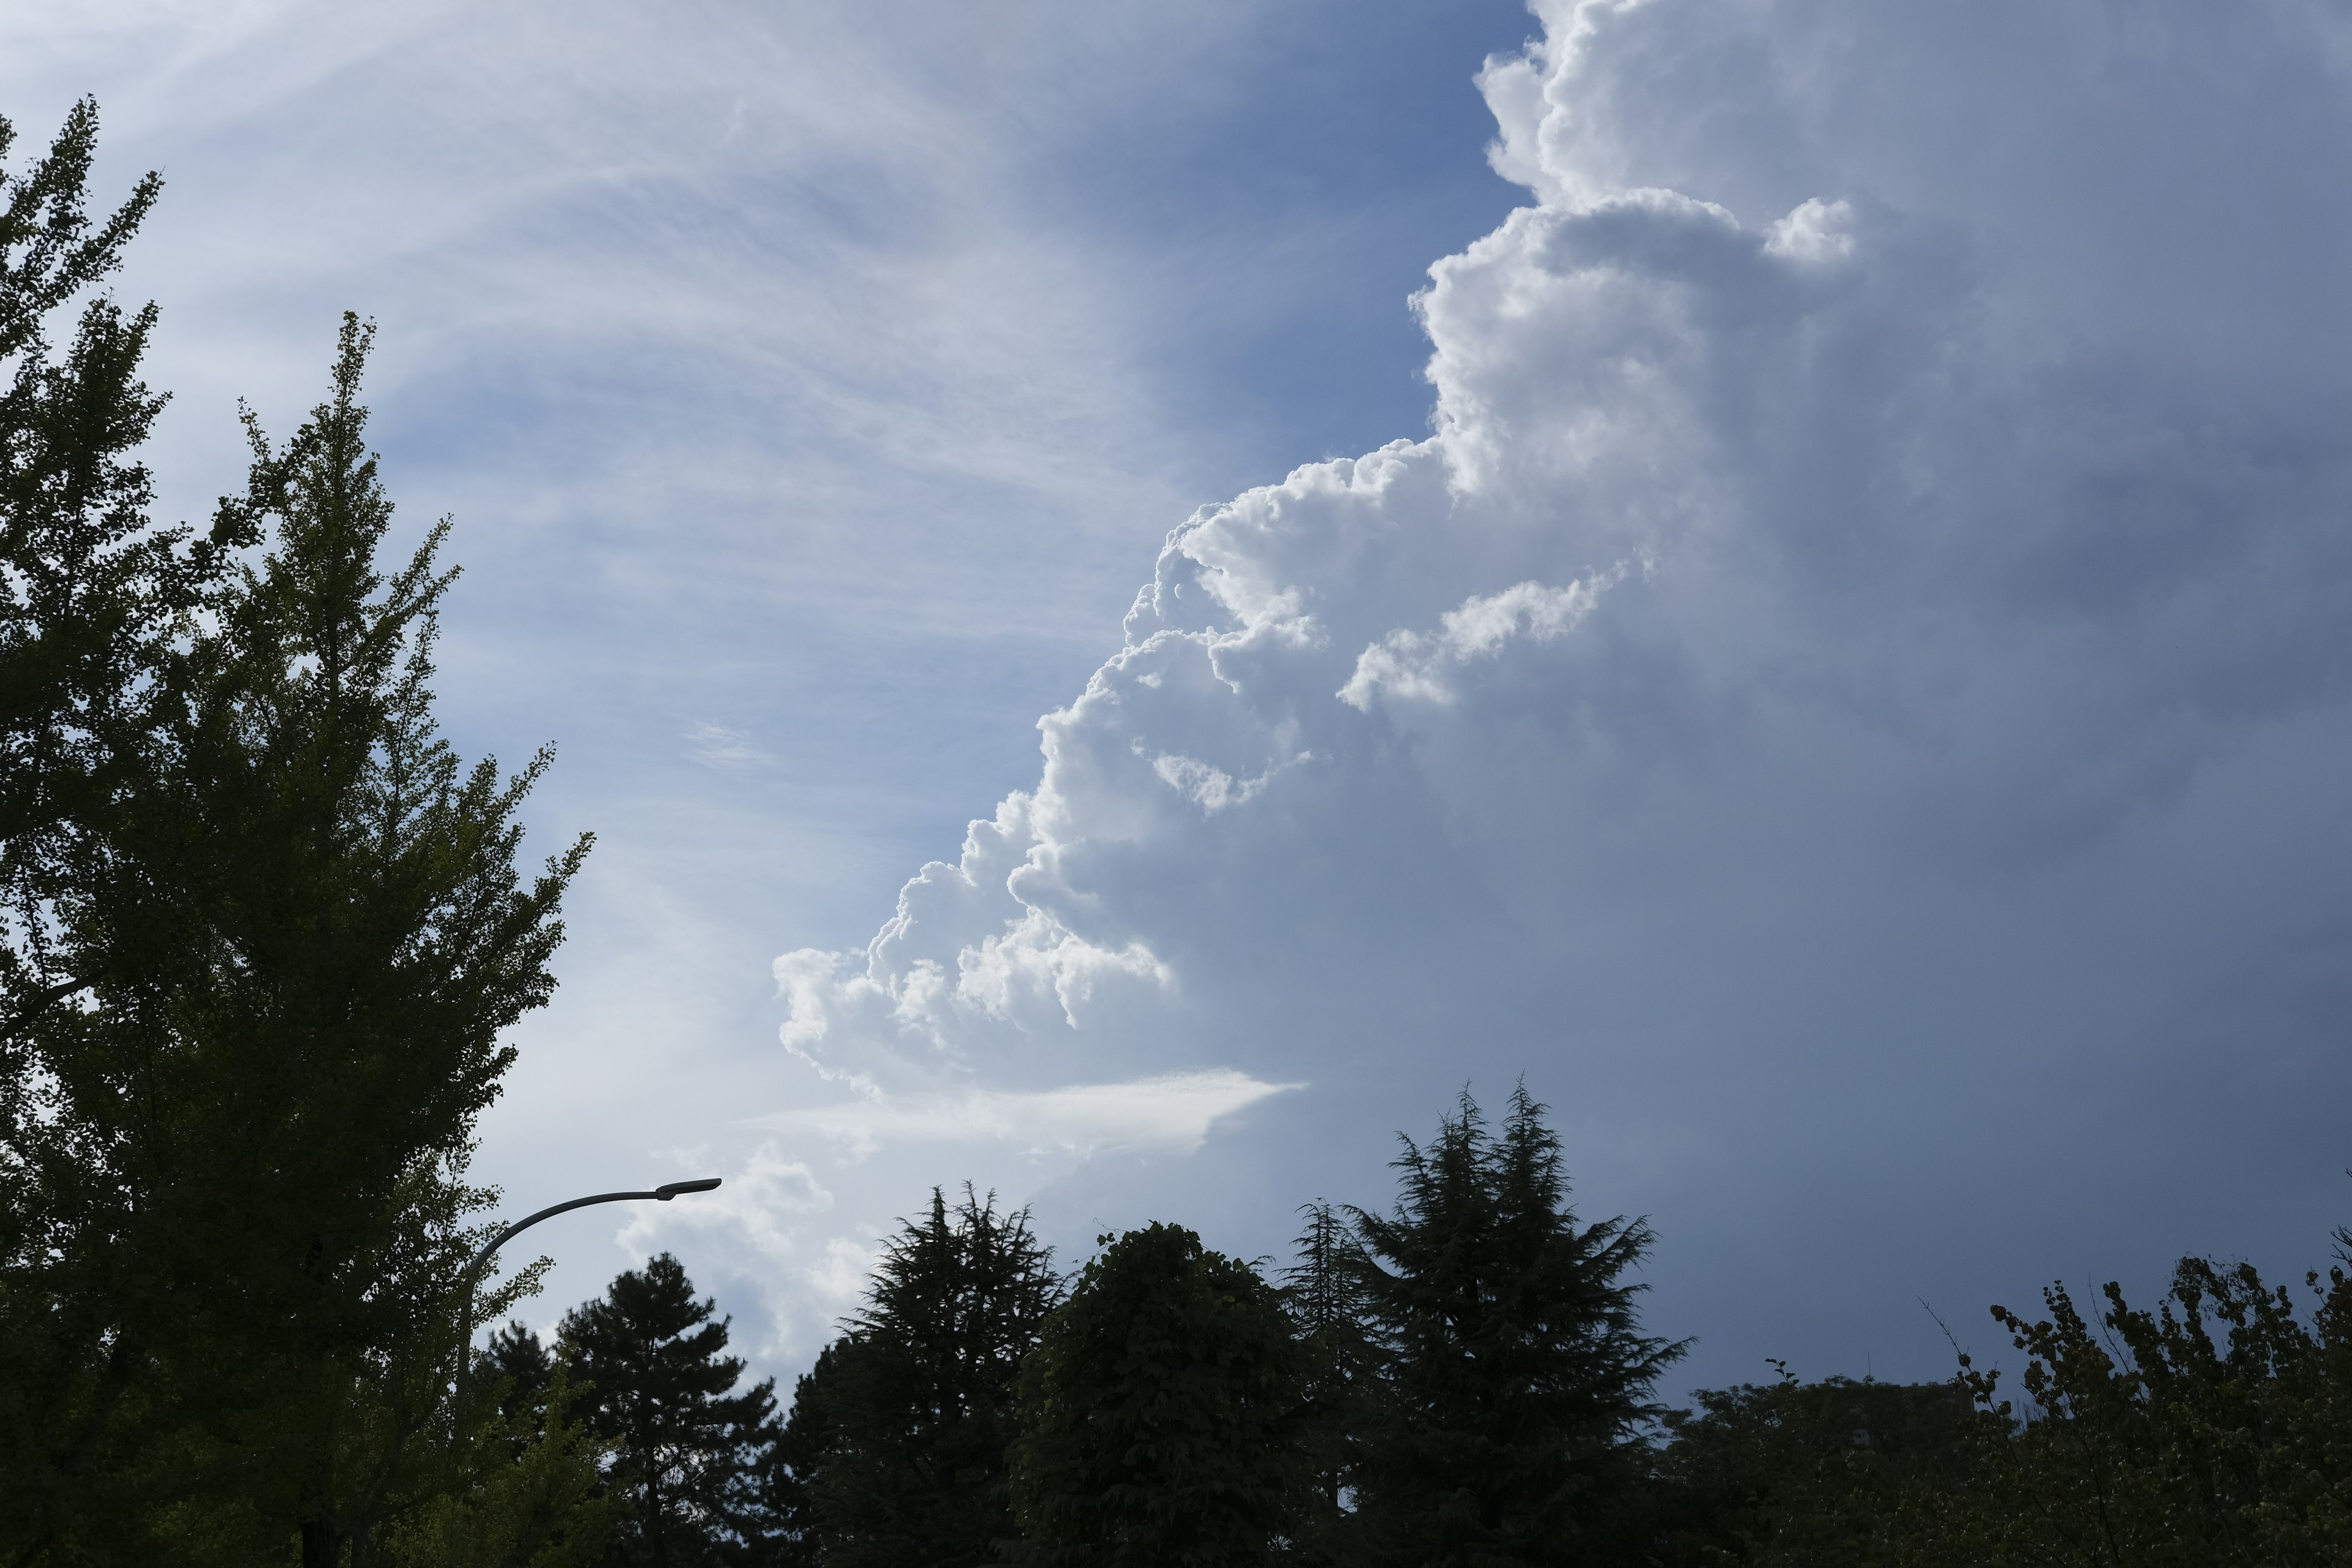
<box><xmin>1340</xmin><ymin>571</ymin><xmax>1627</xmax><ymax>709</ymax></box>
<box><xmin>752</xmin><ymin>1069</ymin><xmax>1300</xmax><ymax>1160</ymax></box>
<box><xmin>763</xmin><ymin>0</ymin><xmax>2352</xmax><ymax>1390</ymax></box>
<box><xmin>42</xmin><ymin>0</ymin><xmax>2352</xmax><ymax>1390</ymax></box>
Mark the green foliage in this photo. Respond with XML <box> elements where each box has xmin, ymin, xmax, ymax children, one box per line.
<box><xmin>0</xmin><ymin>99</ymin><xmax>192</xmax><ymax>1561</ymax></box>
<box><xmin>1008</xmin><ymin>1221</ymin><xmax>1313</xmax><ymax>1568</ymax></box>
<box><xmin>560</xmin><ymin>1253</ymin><xmax>782</xmax><ymax>1566</ymax></box>
<box><xmin>375</xmin><ymin>1368</ymin><xmax>619</xmax><ymax>1568</ymax></box>
<box><xmin>1654</xmin><ymin>1370</ymin><xmax>1989</xmax><ymax>1566</ymax></box>
<box><xmin>1916</xmin><ymin>1247</ymin><xmax>2352</xmax><ymax>1566</ymax></box>
<box><xmin>1648</xmin><ymin>1221</ymin><xmax>2352</xmax><ymax>1567</ymax></box>
<box><xmin>1281</xmin><ymin>1200</ymin><xmax>1375</xmax><ymax>1563</ymax></box>
<box><xmin>1344</xmin><ymin>1085</ymin><xmax>1685</xmax><ymax>1568</ymax></box>
<box><xmin>784</xmin><ymin>1186</ymin><xmax>1059</xmax><ymax>1568</ymax></box>
<box><xmin>0</xmin><ymin>96</ymin><xmax>186</xmax><ymax>871</ymax></box>
<box><xmin>1</xmin><ymin>283</ymin><xmax>589</xmax><ymax>1561</ymax></box>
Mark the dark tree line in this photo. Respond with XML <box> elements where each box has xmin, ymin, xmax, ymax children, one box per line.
<box><xmin>10</xmin><ymin>96</ymin><xmax>2352</xmax><ymax>1568</ymax></box>
<box><xmin>755</xmin><ymin>1086</ymin><xmax>1678</xmax><ymax>1568</ymax></box>
<box><xmin>590</xmin><ymin>1107</ymin><xmax>2352</xmax><ymax>1568</ymax></box>
<box><xmin>491</xmin><ymin>1087</ymin><xmax>1677</xmax><ymax>1567</ymax></box>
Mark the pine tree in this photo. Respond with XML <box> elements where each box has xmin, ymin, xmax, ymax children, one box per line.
<box><xmin>484</xmin><ymin>1321</ymin><xmax>562</xmax><ymax>1442</ymax></box>
<box><xmin>4</xmin><ymin>312</ymin><xmax>589</xmax><ymax>1564</ymax></box>
<box><xmin>1346</xmin><ymin>1085</ymin><xmax>1684</xmax><ymax>1567</ymax></box>
<box><xmin>560</xmin><ymin>1253</ymin><xmax>780</xmax><ymax>1567</ymax></box>
<box><xmin>1281</xmin><ymin>1200</ymin><xmax>1374</xmax><ymax>1562</ymax></box>
<box><xmin>783</xmin><ymin>1185</ymin><xmax>1059</xmax><ymax>1568</ymax></box>
<box><xmin>1008</xmin><ymin>1222</ymin><xmax>1313</xmax><ymax>1568</ymax></box>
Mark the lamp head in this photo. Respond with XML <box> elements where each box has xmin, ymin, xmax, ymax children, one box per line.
<box><xmin>654</xmin><ymin>1177</ymin><xmax>723</xmax><ymax>1200</ymax></box>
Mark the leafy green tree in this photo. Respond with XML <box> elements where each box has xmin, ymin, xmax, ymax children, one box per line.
<box><xmin>377</xmin><ymin>1360</ymin><xmax>619</xmax><ymax>1568</ymax></box>
<box><xmin>0</xmin><ymin>97</ymin><xmax>194</xmax><ymax>874</ymax></box>
<box><xmin>560</xmin><ymin>1253</ymin><xmax>781</xmax><ymax>1567</ymax></box>
<box><xmin>1345</xmin><ymin>1085</ymin><xmax>1684</xmax><ymax>1568</ymax></box>
<box><xmin>0</xmin><ymin>99</ymin><xmax>231</xmax><ymax>1562</ymax></box>
<box><xmin>785</xmin><ymin>1185</ymin><xmax>1060</xmax><ymax>1568</ymax></box>
<box><xmin>1912</xmin><ymin>1240</ymin><xmax>2352</xmax><ymax>1567</ymax></box>
<box><xmin>1008</xmin><ymin>1221</ymin><xmax>1313</xmax><ymax>1568</ymax></box>
<box><xmin>1652</xmin><ymin>1368</ymin><xmax>1987</xmax><ymax>1566</ymax></box>
<box><xmin>2</xmin><ymin>309</ymin><xmax>589</xmax><ymax>1565</ymax></box>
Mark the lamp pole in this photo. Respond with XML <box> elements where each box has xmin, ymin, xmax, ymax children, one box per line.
<box><xmin>452</xmin><ymin>1176</ymin><xmax>722</xmax><ymax>1420</ymax></box>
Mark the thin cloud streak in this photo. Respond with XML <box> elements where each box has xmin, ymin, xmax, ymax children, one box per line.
<box><xmin>748</xmin><ymin>1071</ymin><xmax>1303</xmax><ymax>1161</ymax></box>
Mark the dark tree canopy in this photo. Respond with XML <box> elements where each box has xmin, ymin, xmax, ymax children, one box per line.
<box><xmin>1281</xmin><ymin>1199</ymin><xmax>1375</xmax><ymax>1564</ymax></box>
<box><xmin>1</xmin><ymin>209</ymin><xmax>591</xmax><ymax>1560</ymax></box>
<box><xmin>1008</xmin><ymin>1221</ymin><xmax>1312</xmax><ymax>1568</ymax></box>
<box><xmin>0</xmin><ymin>104</ymin><xmax>183</xmax><ymax>1558</ymax></box>
<box><xmin>784</xmin><ymin>1185</ymin><xmax>1059</xmax><ymax>1568</ymax></box>
<box><xmin>0</xmin><ymin>97</ymin><xmax>189</xmax><ymax>880</ymax></box>
<box><xmin>1655</xmin><ymin>1370</ymin><xmax>1989</xmax><ymax>1566</ymax></box>
<box><xmin>562</xmin><ymin>1252</ymin><xmax>780</xmax><ymax>1567</ymax></box>
<box><xmin>1345</xmin><ymin>1085</ymin><xmax>1684</xmax><ymax>1568</ymax></box>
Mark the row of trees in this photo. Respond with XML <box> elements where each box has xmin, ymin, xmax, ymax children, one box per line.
<box><xmin>486</xmin><ymin>1084</ymin><xmax>1672</xmax><ymax>1567</ymax></box>
<box><xmin>774</xmin><ymin>1086</ymin><xmax>1678</xmax><ymax>1567</ymax></box>
<box><xmin>9</xmin><ymin>97</ymin><xmax>2352</xmax><ymax>1566</ymax></box>
<box><xmin>550</xmin><ymin>1090</ymin><xmax>2352</xmax><ymax>1567</ymax></box>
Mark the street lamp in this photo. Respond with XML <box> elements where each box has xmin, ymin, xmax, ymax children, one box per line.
<box><xmin>453</xmin><ymin>1176</ymin><xmax>723</xmax><ymax>1417</ymax></box>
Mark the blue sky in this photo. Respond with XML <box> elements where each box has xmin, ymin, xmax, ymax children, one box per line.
<box><xmin>12</xmin><ymin>0</ymin><xmax>2352</xmax><ymax>1401</ymax></box>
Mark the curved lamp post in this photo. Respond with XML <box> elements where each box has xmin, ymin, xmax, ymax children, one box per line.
<box><xmin>453</xmin><ymin>1176</ymin><xmax>723</xmax><ymax>1417</ymax></box>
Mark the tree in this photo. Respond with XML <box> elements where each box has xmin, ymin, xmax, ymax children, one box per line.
<box><xmin>766</xmin><ymin>1342</ymin><xmax>848</xmax><ymax>1567</ymax></box>
<box><xmin>0</xmin><ymin>99</ymin><xmax>229</xmax><ymax>1562</ymax></box>
<box><xmin>352</xmin><ymin>1320</ymin><xmax>616</xmax><ymax>1568</ymax></box>
<box><xmin>1909</xmin><ymin>1243</ymin><xmax>2352</xmax><ymax>1566</ymax></box>
<box><xmin>560</xmin><ymin>1253</ymin><xmax>781</xmax><ymax>1567</ymax></box>
<box><xmin>1653</xmin><ymin>1368</ymin><xmax>1987</xmax><ymax>1566</ymax></box>
<box><xmin>2</xmin><ymin>311</ymin><xmax>590</xmax><ymax>1564</ymax></box>
<box><xmin>0</xmin><ymin>97</ymin><xmax>195</xmax><ymax>876</ymax></box>
<box><xmin>1008</xmin><ymin>1221</ymin><xmax>1313</xmax><ymax>1568</ymax></box>
<box><xmin>1281</xmin><ymin>1200</ymin><xmax>1374</xmax><ymax>1564</ymax></box>
<box><xmin>486</xmin><ymin>1321</ymin><xmax>564</xmax><ymax>1434</ymax></box>
<box><xmin>784</xmin><ymin>1185</ymin><xmax>1060</xmax><ymax>1568</ymax></box>
<box><xmin>1345</xmin><ymin>1085</ymin><xmax>1684</xmax><ymax>1568</ymax></box>
<box><xmin>378</xmin><ymin>1357</ymin><xmax>619</xmax><ymax>1568</ymax></box>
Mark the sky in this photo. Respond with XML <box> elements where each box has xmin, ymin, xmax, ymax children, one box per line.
<box><xmin>10</xmin><ymin>0</ymin><xmax>2352</xmax><ymax>1401</ymax></box>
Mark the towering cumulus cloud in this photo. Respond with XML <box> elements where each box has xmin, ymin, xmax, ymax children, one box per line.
<box><xmin>761</xmin><ymin>0</ymin><xmax>2352</xmax><ymax>1375</ymax></box>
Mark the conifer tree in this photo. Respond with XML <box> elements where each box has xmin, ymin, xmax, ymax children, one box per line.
<box><xmin>1008</xmin><ymin>1222</ymin><xmax>1312</xmax><ymax>1567</ymax></box>
<box><xmin>560</xmin><ymin>1253</ymin><xmax>780</xmax><ymax>1567</ymax></box>
<box><xmin>484</xmin><ymin>1321</ymin><xmax>562</xmax><ymax>1444</ymax></box>
<box><xmin>784</xmin><ymin>1185</ymin><xmax>1059</xmax><ymax>1568</ymax></box>
<box><xmin>1346</xmin><ymin>1086</ymin><xmax>1683</xmax><ymax>1568</ymax></box>
<box><xmin>1282</xmin><ymin>1200</ymin><xmax>1374</xmax><ymax>1562</ymax></box>
<box><xmin>3</xmin><ymin>311</ymin><xmax>590</xmax><ymax>1564</ymax></box>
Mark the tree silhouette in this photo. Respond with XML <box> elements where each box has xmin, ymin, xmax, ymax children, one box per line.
<box><xmin>1008</xmin><ymin>1222</ymin><xmax>1311</xmax><ymax>1567</ymax></box>
<box><xmin>785</xmin><ymin>1185</ymin><xmax>1058</xmax><ymax>1568</ymax></box>
<box><xmin>1346</xmin><ymin>1085</ymin><xmax>1684</xmax><ymax>1567</ymax></box>
<box><xmin>562</xmin><ymin>1253</ymin><xmax>778</xmax><ymax>1567</ymax></box>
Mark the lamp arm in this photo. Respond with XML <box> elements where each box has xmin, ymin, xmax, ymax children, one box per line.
<box><xmin>452</xmin><ymin>1178</ymin><xmax>723</xmax><ymax>1419</ymax></box>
